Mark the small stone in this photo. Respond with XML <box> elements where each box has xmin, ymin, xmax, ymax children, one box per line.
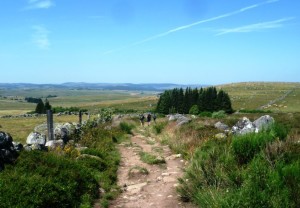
<box><xmin>157</xmin><ymin>176</ymin><xmax>163</xmax><ymax>181</ymax></box>
<box><xmin>167</xmin><ymin>195</ymin><xmax>173</xmax><ymax>198</ymax></box>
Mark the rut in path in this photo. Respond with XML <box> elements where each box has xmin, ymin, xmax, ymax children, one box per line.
<box><xmin>109</xmin><ymin>128</ymin><xmax>196</xmax><ymax>208</ymax></box>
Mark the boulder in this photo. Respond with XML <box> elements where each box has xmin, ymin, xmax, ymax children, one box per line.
<box><xmin>26</xmin><ymin>132</ymin><xmax>46</xmax><ymax>145</ymax></box>
<box><xmin>34</xmin><ymin>124</ymin><xmax>48</xmax><ymax>134</ymax></box>
<box><xmin>45</xmin><ymin>139</ymin><xmax>64</xmax><ymax>150</ymax></box>
<box><xmin>232</xmin><ymin>117</ymin><xmax>256</xmax><ymax>135</ymax></box>
<box><xmin>168</xmin><ymin>114</ymin><xmax>191</xmax><ymax>126</ymax></box>
<box><xmin>0</xmin><ymin>131</ymin><xmax>19</xmax><ymax>171</ymax></box>
<box><xmin>253</xmin><ymin>115</ymin><xmax>274</xmax><ymax>131</ymax></box>
<box><xmin>214</xmin><ymin>121</ymin><xmax>230</xmax><ymax>131</ymax></box>
<box><xmin>54</xmin><ymin>123</ymin><xmax>76</xmax><ymax>143</ymax></box>
<box><xmin>168</xmin><ymin>115</ymin><xmax>176</xmax><ymax>121</ymax></box>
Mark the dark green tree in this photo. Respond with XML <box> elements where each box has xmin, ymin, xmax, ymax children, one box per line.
<box><xmin>217</xmin><ymin>90</ymin><xmax>233</xmax><ymax>113</ymax></box>
<box><xmin>35</xmin><ymin>99</ymin><xmax>45</xmax><ymax>114</ymax></box>
<box><xmin>178</xmin><ymin>88</ymin><xmax>185</xmax><ymax>113</ymax></box>
<box><xmin>156</xmin><ymin>91</ymin><xmax>172</xmax><ymax>114</ymax></box>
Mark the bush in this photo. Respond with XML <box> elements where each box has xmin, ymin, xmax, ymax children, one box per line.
<box><xmin>199</xmin><ymin>111</ymin><xmax>212</xmax><ymax>118</ymax></box>
<box><xmin>0</xmin><ymin>151</ymin><xmax>99</xmax><ymax>208</ymax></box>
<box><xmin>153</xmin><ymin>122</ymin><xmax>167</xmax><ymax>134</ymax></box>
<box><xmin>189</xmin><ymin>105</ymin><xmax>199</xmax><ymax>115</ymax></box>
<box><xmin>178</xmin><ymin>119</ymin><xmax>298</xmax><ymax>208</ymax></box>
<box><xmin>232</xmin><ymin>132</ymin><xmax>275</xmax><ymax>165</ymax></box>
<box><xmin>212</xmin><ymin>110</ymin><xmax>226</xmax><ymax>119</ymax></box>
<box><xmin>178</xmin><ymin>138</ymin><xmax>239</xmax><ymax>206</ymax></box>
<box><xmin>139</xmin><ymin>151</ymin><xmax>165</xmax><ymax>164</ymax></box>
<box><xmin>119</xmin><ymin>122</ymin><xmax>134</xmax><ymax>135</ymax></box>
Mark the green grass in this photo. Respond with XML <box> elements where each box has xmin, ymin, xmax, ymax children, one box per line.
<box><xmin>139</xmin><ymin>151</ymin><xmax>165</xmax><ymax>165</ymax></box>
<box><xmin>0</xmin><ymin>89</ymin><xmax>157</xmax><ymax>114</ymax></box>
<box><xmin>0</xmin><ymin>123</ymin><xmax>126</xmax><ymax>208</ymax></box>
<box><xmin>128</xmin><ymin>166</ymin><xmax>149</xmax><ymax>177</ymax></box>
<box><xmin>0</xmin><ymin>115</ymin><xmax>80</xmax><ymax>143</ymax></box>
<box><xmin>174</xmin><ymin>118</ymin><xmax>300</xmax><ymax>208</ymax></box>
<box><xmin>217</xmin><ymin>82</ymin><xmax>300</xmax><ymax>112</ymax></box>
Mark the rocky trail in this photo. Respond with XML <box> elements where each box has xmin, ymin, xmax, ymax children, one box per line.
<box><xmin>109</xmin><ymin>128</ymin><xmax>196</xmax><ymax>208</ymax></box>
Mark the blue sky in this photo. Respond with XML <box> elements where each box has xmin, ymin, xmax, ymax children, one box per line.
<box><xmin>0</xmin><ymin>0</ymin><xmax>299</xmax><ymax>85</ymax></box>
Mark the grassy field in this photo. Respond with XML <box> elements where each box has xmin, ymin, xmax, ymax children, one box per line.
<box><xmin>0</xmin><ymin>115</ymin><xmax>82</xmax><ymax>143</ymax></box>
<box><xmin>1</xmin><ymin>82</ymin><xmax>300</xmax><ymax>143</ymax></box>
<box><xmin>217</xmin><ymin>82</ymin><xmax>300</xmax><ymax>112</ymax></box>
<box><xmin>0</xmin><ymin>89</ymin><xmax>157</xmax><ymax>116</ymax></box>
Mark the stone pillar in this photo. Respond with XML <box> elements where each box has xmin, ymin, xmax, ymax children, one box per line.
<box><xmin>47</xmin><ymin>110</ymin><xmax>54</xmax><ymax>141</ymax></box>
<box><xmin>79</xmin><ymin>110</ymin><xmax>82</xmax><ymax>125</ymax></box>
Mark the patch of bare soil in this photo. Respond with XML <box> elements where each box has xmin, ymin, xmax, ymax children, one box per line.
<box><xmin>109</xmin><ymin>128</ymin><xmax>196</xmax><ymax>208</ymax></box>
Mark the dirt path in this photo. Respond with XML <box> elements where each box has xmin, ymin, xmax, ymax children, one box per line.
<box><xmin>109</xmin><ymin>128</ymin><xmax>195</xmax><ymax>208</ymax></box>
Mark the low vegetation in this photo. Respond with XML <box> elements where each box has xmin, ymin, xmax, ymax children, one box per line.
<box><xmin>139</xmin><ymin>151</ymin><xmax>165</xmax><ymax>165</ymax></box>
<box><xmin>1</xmin><ymin>82</ymin><xmax>300</xmax><ymax>207</ymax></box>
<box><xmin>152</xmin><ymin>114</ymin><xmax>300</xmax><ymax>208</ymax></box>
<box><xmin>0</xmin><ymin>122</ymin><xmax>129</xmax><ymax>208</ymax></box>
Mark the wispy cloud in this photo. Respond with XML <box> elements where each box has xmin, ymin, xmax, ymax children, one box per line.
<box><xmin>24</xmin><ymin>0</ymin><xmax>55</xmax><ymax>10</ymax></box>
<box><xmin>103</xmin><ymin>0</ymin><xmax>280</xmax><ymax>54</ymax></box>
<box><xmin>215</xmin><ymin>17</ymin><xmax>295</xmax><ymax>36</ymax></box>
<box><xmin>32</xmin><ymin>25</ymin><xmax>50</xmax><ymax>50</ymax></box>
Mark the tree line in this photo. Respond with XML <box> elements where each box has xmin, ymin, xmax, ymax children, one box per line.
<box><xmin>156</xmin><ymin>87</ymin><xmax>233</xmax><ymax>114</ymax></box>
<box><xmin>35</xmin><ymin>99</ymin><xmax>52</xmax><ymax>114</ymax></box>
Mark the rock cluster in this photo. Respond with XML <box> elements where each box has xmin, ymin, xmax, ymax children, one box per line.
<box><xmin>167</xmin><ymin>114</ymin><xmax>191</xmax><ymax>126</ymax></box>
<box><xmin>0</xmin><ymin>131</ymin><xmax>23</xmax><ymax>171</ymax></box>
<box><xmin>232</xmin><ymin>115</ymin><xmax>274</xmax><ymax>135</ymax></box>
<box><xmin>214</xmin><ymin>115</ymin><xmax>275</xmax><ymax>136</ymax></box>
<box><xmin>25</xmin><ymin>122</ymin><xmax>80</xmax><ymax>151</ymax></box>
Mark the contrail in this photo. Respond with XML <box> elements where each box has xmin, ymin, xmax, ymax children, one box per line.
<box><xmin>103</xmin><ymin>0</ymin><xmax>280</xmax><ymax>54</ymax></box>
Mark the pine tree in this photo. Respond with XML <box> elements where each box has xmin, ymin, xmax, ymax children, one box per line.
<box><xmin>156</xmin><ymin>91</ymin><xmax>172</xmax><ymax>114</ymax></box>
<box><xmin>217</xmin><ymin>90</ymin><xmax>233</xmax><ymax>113</ymax></box>
<box><xmin>178</xmin><ymin>88</ymin><xmax>185</xmax><ymax>113</ymax></box>
<box><xmin>35</xmin><ymin>99</ymin><xmax>45</xmax><ymax>114</ymax></box>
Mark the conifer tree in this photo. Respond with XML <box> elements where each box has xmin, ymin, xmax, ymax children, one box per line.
<box><xmin>35</xmin><ymin>99</ymin><xmax>45</xmax><ymax>114</ymax></box>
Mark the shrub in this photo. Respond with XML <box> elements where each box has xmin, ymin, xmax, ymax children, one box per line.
<box><xmin>189</xmin><ymin>105</ymin><xmax>199</xmax><ymax>115</ymax></box>
<box><xmin>212</xmin><ymin>110</ymin><xmax>226</xmax><ymax>119</ymax></box>
<box><xmin>153</xmin><ymin>122</ymin><xmax>167</xmax><ymax>134</ymax></box>
<box><xmin>178</xmin><ymin>138</ymin><xmax>238</xmax><ymax>205</ymax></box>
<box><xmin>232</xmin><ymin>132</ymin><xmax>274</xmax><ymax>165</ymax></box>
<box><xmin>119</xmin><ymin>122</ymin><xmax>134</xmax><ymax>135</ymax></box>
<box><xmin>199</xmin><ymin>111</ymin><xmax>212</xmax><ymax>117</ymax></box>
<box><xmin>139</xmin><ymin>151</ymin><xmax>165</xmax><ymax>164</ymax></box>
<box><xmin>0</xmin><ymin>151</ymin><xmax>99</xmax><ymax>208</ymax></box>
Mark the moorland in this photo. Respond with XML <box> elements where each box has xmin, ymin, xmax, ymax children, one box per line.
<box><xmin>0</xmin><ymin>81</ymin><xmax>299</xmax><ymax>207</ymax></box>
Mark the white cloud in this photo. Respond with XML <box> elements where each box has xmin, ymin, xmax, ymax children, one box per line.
<box><xmin>25</xmin><ymin>0</ymin><xmax>55</xmax><ymax>10</ymax></box>
<box><xmin>215</xmin><ymin>17</ymin><xmax>295</xmax><ymax>36</ymax></box>
<box><xmin>32</xmin><ymin>25</ymin><xmax>50</xmax><ymax>50</ymax></box>
<box><xmin>103</xmin><ymin>0</ymin><xmax>280</xmax><ymax>54</ymax></box>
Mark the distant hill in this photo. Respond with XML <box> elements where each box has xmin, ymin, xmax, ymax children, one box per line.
<box><xmin>0</xmin><ymin>82</ymin><xmax>207</xmax><ymax>91</ymax></box>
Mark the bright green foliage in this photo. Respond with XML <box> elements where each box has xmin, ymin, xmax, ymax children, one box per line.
<box><xmin>178</xmin><ymin>123</ymin><xmax>299</xmax><ymax>207</ymax></box>
<box><xmin>0</xmin><ymin>123</ymin><xmax>125</xmax><ymax>207</ymax></box>
<box><xmin>189</xmin><ymin>105</ymin><xmax>199</xmax><ymax>115</ymax></box>
<box><xmin>139</xmin><ymin>151</ymin><xmax>165</xmax><ymax>164</ymax></box>
<box><xmin>119</xmin><ymin>122</ymin><xmax>134</xmax><ymax>135</ymax></box>
<box><xmin>0</xmin><ymin>151</ymin><xmax>99</xmax><ymax>208</ymax></box>
<box><xmin>98</xmin><ymin>108</ymin><xmax>114</xmax><ymax>122</ymax></box>
<box><xmin>211</xmin><ymin>110</ymin><xmax>226</xmax><ymax>119</ymax></box>
<box><xmin>153</xmin><ymin>122</ymin><xmax>167</xmax><ymax>134</ymax></box>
